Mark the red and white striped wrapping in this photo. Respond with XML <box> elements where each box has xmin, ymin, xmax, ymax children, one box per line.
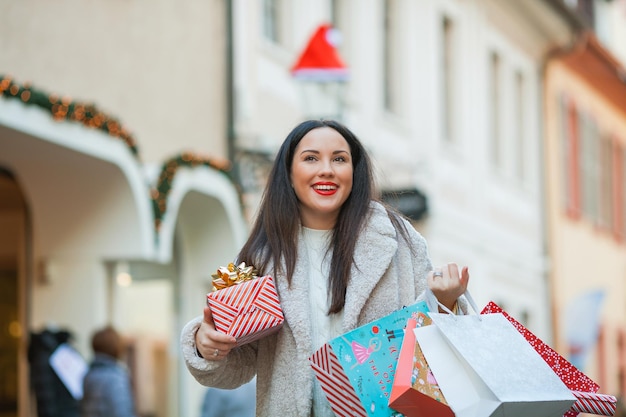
<box><xmin>571</xmin><ymin>391</ymin><xmax>617</xmax><ymax>416</ymax></box>
<box><xmin>309</xmin><ymin>343</ymin><xmax>368</xmax><ymax>417</ymax></box>
<box><xmin>207</xmin><ymin>275</ymin><xmax>284</xmax><ymax>347</ymax></box>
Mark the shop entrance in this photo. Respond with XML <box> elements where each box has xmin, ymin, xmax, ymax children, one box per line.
<box><xmin>0</xmin><ymin>168</ymin><xmax>28</xmax><ymax>417</ymax></box>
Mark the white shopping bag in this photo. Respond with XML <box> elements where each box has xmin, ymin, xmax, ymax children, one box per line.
<box><xmin>417</xmin><ymin>291</ymin><xmax>576</xmax><ymax>417</ymax></box>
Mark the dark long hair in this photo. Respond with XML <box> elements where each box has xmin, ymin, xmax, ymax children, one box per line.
<box><xmin>237</xmin><ymin>119</ymin><xmax>407</xmax><ymax>314</ymax></box>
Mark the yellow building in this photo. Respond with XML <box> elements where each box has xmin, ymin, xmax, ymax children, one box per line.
<box><xmin>545</xmin><ymin>31</ymin><xmax>626</xmax><ymax>400</ymax></box>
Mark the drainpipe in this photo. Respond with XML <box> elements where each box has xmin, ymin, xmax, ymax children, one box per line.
<box><xmin>226</xmin><ymin>0</ymin><xmax>239</xmax><ymax>188</ymax></box>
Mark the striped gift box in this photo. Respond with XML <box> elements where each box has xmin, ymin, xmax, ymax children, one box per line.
<box><xmin>309</xmin><ymin>343</ymin><xmax>368</xmax><ymax>417</ymax></box>
<box><xmin>207</xmin><ymin>275</ymin><xmax>284</xmax><ymax>346</ymax></box>
<box><xmin>571</xmin><ymin>391</ymin><xmax>617</xmax><ymax>416</ymax></box>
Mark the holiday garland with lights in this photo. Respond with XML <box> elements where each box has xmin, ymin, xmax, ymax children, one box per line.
<box><xmin>0</xmin><ymin>75</ymin><xmax>139</xmax><ymax>156</ymax></box>
<box><xmin>151</xmin><ymin>153</ymin><xmax>235</xmax><ymax>230</ymax></box>
<box><xmin>1</xmin><ymin>74</ymin><xmax>239</xmax><ymax>232</ymax></box>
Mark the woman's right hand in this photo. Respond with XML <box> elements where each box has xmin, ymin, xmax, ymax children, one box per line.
<box><xmin>195</xmin><ymin>307</ymin><xmax>237</xmax><ymax>361</ymax></box>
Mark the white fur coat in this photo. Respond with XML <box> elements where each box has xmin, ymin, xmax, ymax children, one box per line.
<box><xmin>180</xmin><ymin>202</ymin><xmax>433</xmax><ymax>416</ymax></box>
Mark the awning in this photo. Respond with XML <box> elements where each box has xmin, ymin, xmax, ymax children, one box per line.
<box><xmin>0</xmin><ymin>87</ymin><xmax>248</xmax><ymax>271</ymax></box>
<box><xmin>381</xmin><ymin>188</ymin><xmax>429</xmax><ymax>222</ymax></box>
<box><xmin>0</xmin><ymin>96</ymin><xmax>156</xmax><ymax>260</ymax></box>
<box><xmin>154</xmin><ymin>165</ymin><xmax>248</xmax><ymax>264</ymax></box>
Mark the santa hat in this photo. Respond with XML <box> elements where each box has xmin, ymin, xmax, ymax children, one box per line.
<box><xmin>290</xmin><ymin>23</ymin><xmax>349</xmax><ymax>82</ymax></box>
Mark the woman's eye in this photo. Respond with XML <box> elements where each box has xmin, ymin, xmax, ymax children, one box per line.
<box><xmin>304</xmin><ymin>155</ymin><xmax>317</xmax><ymax>161</ymax></box>
<box><xmin>334</xmin><ymin>156</ymin><xmax>347</xmax><ymax>162</ymax></box>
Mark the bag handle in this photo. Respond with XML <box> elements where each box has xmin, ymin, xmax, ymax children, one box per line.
<box><xmin>425</xmin><ymin>287</ymin><xmax>482</xmax><ymax>320</ymax></box>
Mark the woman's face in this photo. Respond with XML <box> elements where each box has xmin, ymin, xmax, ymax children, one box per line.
<box><xmin>290</xmin><ymin>127</ymin><xmax>353</xmax><ymax>230</ymax></box>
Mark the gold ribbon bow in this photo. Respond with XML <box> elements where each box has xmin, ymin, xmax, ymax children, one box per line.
<box><xmin>211</xmin><ymin>262</ymin><xmax>258</xmax><ymax>291</ymax></box>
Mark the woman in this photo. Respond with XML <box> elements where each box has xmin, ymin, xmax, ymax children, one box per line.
<box><xmin>181</xmin><ymin>119</ymin><xmax>469</xmax><ymax>416</ymax></box>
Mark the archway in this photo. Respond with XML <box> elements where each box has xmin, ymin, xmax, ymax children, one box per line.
<box><xmin>0</xmin><ymin>168</ymin><xmax>29</xmax><ymax>417</ymax></box>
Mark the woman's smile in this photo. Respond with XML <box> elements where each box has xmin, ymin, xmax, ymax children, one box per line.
<box><xmin>312</xmin><ymin>182</ymin><xmax>339</xmax><ymax>195</ymax></box>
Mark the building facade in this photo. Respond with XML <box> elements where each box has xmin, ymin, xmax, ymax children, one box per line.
<box><xmin>0</xmin><ymin>1</ymin><xmax>247</xmax><ymax>416</ymax></box>
<box><xmin>234</xmin><ymin>0</ymin><xmax>575</xmax><ymax>341</ymax></box>
<box><xmin>545</xmin><ymin>31</ymin><xmax>626</xmax><ymax>400</ymax></box>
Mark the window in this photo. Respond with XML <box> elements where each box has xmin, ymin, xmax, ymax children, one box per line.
<box><xmin>513</xmin><ymin>71</ymin><xmax>526</xmax><ymax>181</ymax></box>
<box><xmin>441</xmin><ymin>15</ymin><xmax>456</xmax><ymax>143</ymax></box>
<box><xmin>599</xmin><ymin>135</ymin><xmax>614</xmax><ymax>230</ymax></box>
<box><xmin>618</xmin><ymin>330</ymin><xmax>626</xmax><ymax>398</ymax></box>
<box><xmin>559</xmin><ymin>94</ymin><xmax>626</xmax><ymax>242</ymax></box>
<box><xmin>262</xmin><ymin>0</ymin><xmax>281</xmax><ymax>44</ymax></box>
<box><xmin>382</xmin><ymin>0</ymin><xmax>400</xmax><ymax>114</ymax></box>
<box><xmin>560</xmin><ymin>96</ymin><xmax>581</xmax><ymax>218</ymax></box>
<box><xmin>330</xmin><ymin>0</ymin><xmax>342</xmax><ymax>29</ymax></box>
<box><xmin>490</xmin><ymin>52</ymin><xmax>502</xmax><ymax>168</ymax></box>
<box><xmin>615</xmin><ymin>141</ymin><xmax>626</xmax><ymax>240</ymax></box>
<box><xmin>622</xmin><ymin>145</ymin><xmax>626</xmax><ymax>239</ymax></box>
<box><xmin>580</xmin><ymin>114</ymin><xmax>600</xmax><ymax>223</ymax></box>
<box><xmin>329</xmin><ymin>0</ymin><xmax>348</xmax><ymax>66</ymax></box>
<box><xmin>597</xmin><ymin>324</ymin><xmax>607</xmax><ymax>388</ymax></box>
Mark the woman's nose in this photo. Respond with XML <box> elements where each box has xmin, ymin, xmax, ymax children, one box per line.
<box><xmin>318</xmin><ymin>160</ymin><xmax>334</xmax><ymax>176</ymax></box>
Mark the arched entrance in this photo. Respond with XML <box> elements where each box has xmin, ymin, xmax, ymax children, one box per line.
<box><xmin>0</xmin><ymin>168</ymin><xmax>29</xmax><ymax>417</ymax></box>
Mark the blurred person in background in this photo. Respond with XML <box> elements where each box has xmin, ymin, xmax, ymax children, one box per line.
<box><xmin>201</xmin><ymin>377</ymin><xmax>256</xmax><ymax>417</ymax></box>
<box><xmin>81</xmin><ymin>325</ymin><xmax>136</xmax><ymax>417</ymax></box>
<box><xmin>28</xmin><ymin>327</ymin><xmax>81</xmax><ymax>417</ymax></box>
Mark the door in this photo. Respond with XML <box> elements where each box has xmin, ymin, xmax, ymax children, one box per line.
<box><xmin>0</xmin><ymin>169</ymin><xmax>29</xmax><ymax>417</ymax></box>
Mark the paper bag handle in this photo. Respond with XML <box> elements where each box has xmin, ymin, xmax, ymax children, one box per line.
<box><xmin>425</xmin><ymin>287</ymin><xmax>481</xmax><ymax>320</ymax></box>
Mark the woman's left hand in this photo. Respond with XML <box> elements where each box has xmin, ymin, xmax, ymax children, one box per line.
<box><xmin>427</xmin><ymin>263</ymin><xmax>469</xmax><ymax>312</ymax></box>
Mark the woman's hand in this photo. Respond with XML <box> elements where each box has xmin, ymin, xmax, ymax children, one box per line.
<box><xmin>195</xmin><ymin>307</ymin><xmax>237</xmax><ymax>361</ymax></box>
<box><xmin>427</xmin><ymin>263</ymin><xmax>469</xmax><ymax>312</ymax></box>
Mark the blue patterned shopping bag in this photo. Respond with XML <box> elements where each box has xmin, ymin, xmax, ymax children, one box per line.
<box><xmin>309</xmin><ymin>301</ymin><xmax>430</xmax><ymax>417</ymax></box>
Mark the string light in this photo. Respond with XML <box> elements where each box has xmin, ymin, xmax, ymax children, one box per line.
<box><xmin>152</xmin><ymin>152</ymin><xmax>239</xmax><ymax>230</ymax></box>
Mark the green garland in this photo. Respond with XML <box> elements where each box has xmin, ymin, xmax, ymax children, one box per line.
<box><xmin>151</xmin><ymin>153</ymin><xmax>239</xmax><ymax>230</ymax></box>
<box><xmin>0</xmin><ymin>75</ymin><xmax>139</xmax><ymax>156</ymax></box>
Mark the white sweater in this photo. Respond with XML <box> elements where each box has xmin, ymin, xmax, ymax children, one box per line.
<box><xmin>301</xmin><ymin>227</ymin><xmax>342</xmax><ymax>417</ymax></box>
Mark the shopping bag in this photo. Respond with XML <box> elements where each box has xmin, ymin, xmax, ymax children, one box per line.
<box><xmin>481</xmin><ymin>301</ymin><xmax>617</xmax><ymax>417</ymax></box>
<box><xmin>388</xmin><ymin>316</ymin><xmax>454</xmax><ymax>417</ymax></box>
<box><xmin>309</xmin><ymin>301</ymin><xmax>430</xmax><ymax>417</ymax></box>
<box><xmin>415</xmin><ymin>291</ymin><xmax>576</xmax><ymax>417</ymax></box>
